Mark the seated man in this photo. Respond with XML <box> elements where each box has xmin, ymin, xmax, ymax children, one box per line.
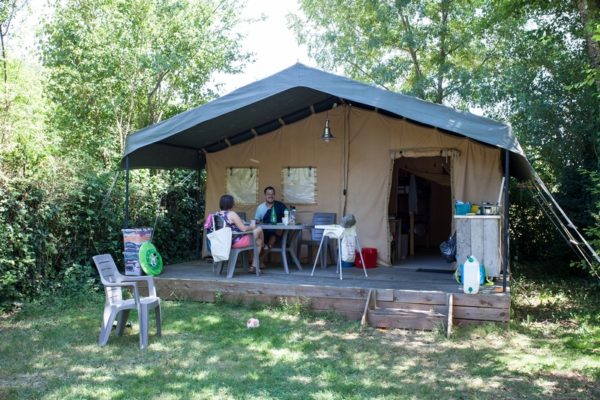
<box><xmin>255</xmin><ymin>186</ymin><xmax>287</xmax><ymax>250</ymax></box>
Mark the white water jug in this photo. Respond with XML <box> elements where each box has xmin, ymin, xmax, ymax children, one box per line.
<box><xmin>462</xmin><ymin>256</ymin><xmax>481</xmax><ymax>294</ymax></box>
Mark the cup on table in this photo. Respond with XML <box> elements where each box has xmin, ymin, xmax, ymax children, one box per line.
<box><xmin>250</xmin><ymin>219</ymin><xmax>256</xmax><ymax>228</ymax></box>
<box><xmin>282</xmin><ymin>216</ymin><xmax>289</xmax><ymax>225</ymax></box>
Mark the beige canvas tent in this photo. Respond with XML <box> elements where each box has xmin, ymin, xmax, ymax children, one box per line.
<box><xmin>123</xmin><ymin>63</ymin><xmax>533</xmax><ymax>267</ymax></box>
<box><xmin>204</xmin><ymin>105</ymin><xmax>503</xmax><ymax>265</ymax></box>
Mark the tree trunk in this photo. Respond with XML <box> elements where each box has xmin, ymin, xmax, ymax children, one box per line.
<box><xmin>575</xmin><ymin>0</ymin><xmax>600</xmax><ymax>92</ymax></box>
<box><xmin>1</xmin><ymin>23</ymin><xmax>9</xmax><ymax>143</ymax></box>
<box><xmin>398</xmin><ymin>9</ymin><xmax>425</xmax><ymax>99</ymax></box>
<box><xmin>435</xmin><ymin>0</ymin><xmax>450</xmax><ymax>104</ymax></box>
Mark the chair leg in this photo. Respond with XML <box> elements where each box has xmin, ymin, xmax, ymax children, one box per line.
<box><xmin>99</xmin><ymin>306</ymin><xmax>118</xmax><ymax>346</ymax></box>
<box><xmin>115</xmin><ymin>310</ymin><xmax>130</xmax><ymax>336</ymax></box>
<box><xmin>337</xmin><ymin>238</ymin><xmax>343</xmax><ymax>280</ymax></box>
<box><xmin>139</xmin><ymin>305</ymin><xmax>149</xmax><ymax>350</ymax></box>
<box><xmin>214</xmin><ymin>261</ymin><xmax>225</xmax><ymax>275</ymax></box>
<box><xmin>227</xmin><ymin>251</ymin><xmax>240</xmax><ymax>278</ymax></box>
<box><xmin>356</xmin><ymin>237</ymin><xmax>368</xmax><ymax>277</ymax></box>
<box><xmin>155</xmin><ymin>303</ymin><xmax>162</xmax><ymax>337</ymax></box>
<box><xmin>328</xmin><ymin>239</ymin><xmax>337</xmax><ymax>266</ymax></box>
<box><xmin>240</xmin><ymin>252</ymin><xmax>249</xmax><ymax>270</ymax></box>
<box><xmin>311</xmin><ymin>237</ymin><xmax>327</xmax><ymax>276</ymax></box>
<box><xmin>320</xmin><ymin>238</ymin><xmax>328</xmax><ymax>268</ymax></box>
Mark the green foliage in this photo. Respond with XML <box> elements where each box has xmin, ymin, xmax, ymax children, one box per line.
<box><xmin>508</xmin><ymin>185</ymin><xmax>573</xmax><ymax>275</ymax></box>
<box><xmin>0</xmin><ymin>167</ymin><xmax>202</xmax><ymax>308</ymax></box>
<box><xmin>583</xmin><ymin>171</ymin><xmax>600</xmax><ymax>275</ymax></box>
<box><xmin>41</xmin><ymin>0</ymin><xmax>250</xmax><ymax>167</ymax></box>
<box><xmin>0</xmin><ymin>0</ymin><xmax>242</xmax><ymax>306</ymax></box>
<box><xmin>0</xmin><ymin>58</ymin><xmax>51</xmax><ymax>177</ymax></box>
<box><xmin>291</xmin><ymin>0</ymin><xmax>492</xmax><ymax>104</ymax></box>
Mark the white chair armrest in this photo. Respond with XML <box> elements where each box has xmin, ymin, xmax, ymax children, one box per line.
<box><xmin>121</xmin><ymin>276</ymin><xmax>157</xmax><ymax>297</ymax></box>
<box><xmin>232</xmin><ymin>231</ymin><xmax>253</xmax><ymax>236</ymax></box>
<box><xmin>105</xmin><ymin>281</ymin><xmax>141</xmax><ymax>304</ymax></box>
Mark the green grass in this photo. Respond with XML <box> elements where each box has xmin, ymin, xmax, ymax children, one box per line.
<box><xmin>1</xmin><ymin>278</ymin><xmax>599</xmax><ymax>400</ymax></box>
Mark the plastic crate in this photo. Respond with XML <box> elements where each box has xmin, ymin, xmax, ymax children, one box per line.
<box><xmin>355</xmin><ymin>248</ymin><xmax>377</xmax><ymax>269</ymax></box>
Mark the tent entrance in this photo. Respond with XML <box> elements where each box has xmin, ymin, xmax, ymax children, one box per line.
<box><xmin>388</xmin><ymin>156</ymin><xmax>452</xmax><ymax>262</ymax></box>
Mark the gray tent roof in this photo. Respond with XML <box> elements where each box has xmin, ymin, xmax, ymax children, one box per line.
<box><xmin>123</xmin><ymin>63</ymin><xmax>533</xmax><ymax>180</ymax></box>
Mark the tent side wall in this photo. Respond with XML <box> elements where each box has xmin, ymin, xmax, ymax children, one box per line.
<box><xmin>205</xmin><ymin>106</ymin><xmax>503</xmax><ymax>264</ymax></box>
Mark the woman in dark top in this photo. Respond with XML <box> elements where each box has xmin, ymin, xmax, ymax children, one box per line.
<box><xmin>217</xmin><ymin>194</ymin><xmax>264</xmax><ymax>272</ymax></box>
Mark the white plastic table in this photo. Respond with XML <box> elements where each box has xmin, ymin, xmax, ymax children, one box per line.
<box><xmin>259</xmin><ymin>223</ymin><xmax>312</xmax><ymax>273</ymax></box>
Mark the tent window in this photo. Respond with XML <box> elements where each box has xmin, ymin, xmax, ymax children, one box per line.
<box><xmin>226</xmin><ymin>167</ymin><xmax>258</xmax><ymax>204</ymax></box>
<box><xmin>282</xmin><ymin>167</ymin><xmax>316</xmax><ymax>204</ymax></box>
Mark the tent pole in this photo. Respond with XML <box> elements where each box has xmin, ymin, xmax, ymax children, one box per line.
<box><xmin>502</xmin><ymin>150</ymin><xmax>510</xmax><ymax>292</ymax></box>
<box><xmin>124</xmin><ymin>156</ymin><xmax>130</xmax><ymax>229</ymax></box>
<box><xmin>195</xmin><ymin>168</ymin><xmax>202</xmax><ymax>258</ymax></box>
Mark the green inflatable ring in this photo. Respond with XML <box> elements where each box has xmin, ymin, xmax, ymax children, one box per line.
<box><xmin>138</xmin><ymin>242</ymin><xmax>163</xmax><ymax>276</ymax></box>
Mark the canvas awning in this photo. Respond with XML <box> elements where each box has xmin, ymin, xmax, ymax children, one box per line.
<box><xmin>123</xmin><ymin>63</ymin><xmax>533</xmax><ymax>181</ymax></box>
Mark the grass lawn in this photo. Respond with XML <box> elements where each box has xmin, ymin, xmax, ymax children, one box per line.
<box><xmin>1</xmin><ymin>277</ymin><xmax>599</xmax><ymax>399</ymax></box>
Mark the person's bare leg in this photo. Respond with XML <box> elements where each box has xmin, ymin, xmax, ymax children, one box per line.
<box><xmin>252</xmin><ymin>228</ymin><xmax>264</xmax><ymax>269</ymax></box>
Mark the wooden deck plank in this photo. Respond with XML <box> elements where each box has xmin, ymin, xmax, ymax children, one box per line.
<box><xmin>154</xmin><ymin>255</ymin><xmax>511</xmax><ymax>328</ymax></box>
<box><xmin>453</xmin><ymin>306</ymin><xmax>510</xmax><ymax>322</ymax></box>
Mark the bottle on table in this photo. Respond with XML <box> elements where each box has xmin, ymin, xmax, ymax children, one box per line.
<box><xmin>283</xmin><ymin>208</ymin><xmax>289</xmax><ymax>225</ymax></box>
<box><xmin>289</xmin><ymin>206</ymin><xmax>296</xmax><ymax>225</ymax></box>
<box><xmin>270</xmin><ymin>206</ymin><xmax>277</xmax><ymax>224</ymax></box>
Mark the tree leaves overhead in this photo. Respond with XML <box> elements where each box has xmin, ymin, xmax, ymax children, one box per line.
<box><xmin>476</xmin><ymin>1</ymin><xmax>599</xmax><ymax>177</ymax></box>
<box><xmin>290</xmin><ymin>0</ymin><xmax>491</xmax><ymax>105</ymax></box>
<box><xmin>42</xmin><ymin>0</ymin><xmax>250</xmax><ymax>167</ymax></box>
<box><xmin>291</xmin><ymin>0</ymin><xmax>600</xmax><ymax>269</ymax></box>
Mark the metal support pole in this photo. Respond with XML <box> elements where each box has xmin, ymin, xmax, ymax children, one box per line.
<box><xmin>502</xmin><ymin>150</ymin><xmax>510</xmax><ymax>292</ymax></box>
<box><xmin>124</xmin><ymin>156</ymin><xmax>130</xmax><ymax>229</ymax></box>
<box><xmin>195</xmin><ymin>168</ymin><xmax>202</xmax><ymax>258</ymax></box>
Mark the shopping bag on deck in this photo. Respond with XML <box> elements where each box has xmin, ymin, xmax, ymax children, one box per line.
<box><xmin>341</xmin><ymin>227</ymin><xmax>357</xmax><ymax>262</ymax></box>
<box><xmin>206</xmin><ymin>225</ymin><xmax>232</xmax><ymax>261</ymax></box>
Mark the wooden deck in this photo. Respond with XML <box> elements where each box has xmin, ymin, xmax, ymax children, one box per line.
<box><xmin>155</xmin><ymin>253</ymin><xmax>510</xmax><ymax>330</ymax></box>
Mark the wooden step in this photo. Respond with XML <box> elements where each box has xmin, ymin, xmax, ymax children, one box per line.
<box><xmin>368</xmin><ymin>307</ymin><xmax>446</xmax><ymax>330</ymax></box>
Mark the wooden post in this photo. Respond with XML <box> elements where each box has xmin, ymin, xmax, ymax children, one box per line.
<box><xmin>446</xmin><ymin>293</ymin><xmax>453</xmax><ymax>338</ymax></box>
<box><xmin>360</xmin><ymin>289</ymin><xmax>373</xmax><ymax>328</ymax></box>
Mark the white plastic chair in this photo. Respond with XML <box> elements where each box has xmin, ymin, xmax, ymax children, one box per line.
<box><xmin>310</xmin><ymin>225</ymin><xmax>368</xmax><ymax>280</ymax></box>
<box><xmin>92</xmin><ymin>254</ymin><xmax>162</xmax><ymax>349</ymax></box>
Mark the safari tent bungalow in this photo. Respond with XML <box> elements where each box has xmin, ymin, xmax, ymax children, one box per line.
<box><xmin>122</xmin><ymin>63</ymin><xmax>539</xmax><ymax>328</ymax></box>
<box><xmin>123</xmin><ymin>63</ymin><xmax>532</xmax><ymax>271</ymax></box>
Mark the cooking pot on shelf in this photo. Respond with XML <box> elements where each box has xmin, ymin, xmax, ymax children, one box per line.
<box><xmin>479</xmin><ymin>203</ymin><xmax>499</xmax><ymax>215</ymax></box>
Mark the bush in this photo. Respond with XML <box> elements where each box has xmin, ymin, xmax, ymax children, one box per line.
<box><xmin>0</xmin><ymin>168</ymin><xmax>203</xmax><ymax>308</ymax></box>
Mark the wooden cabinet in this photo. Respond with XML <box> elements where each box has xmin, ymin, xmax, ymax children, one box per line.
<box><xmin>455</xmin><ymin>215</ymin><xmax>501</xmax><ymax>278</ymax></box>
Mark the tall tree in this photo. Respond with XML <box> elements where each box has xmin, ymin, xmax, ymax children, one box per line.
<box><xmin>42</xmin><ymin>0</ymin><xmax>250</xmax><ymax>167</ymax></box>
<box><xmin>290</xmin><ymin>0</ymin><xmax>492</xmax><ymax>105</ymax></box>
<box><xmin>0</xmin><ymin>0</ymin><xmax>25</xmax><ymax>144</ymax></box>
